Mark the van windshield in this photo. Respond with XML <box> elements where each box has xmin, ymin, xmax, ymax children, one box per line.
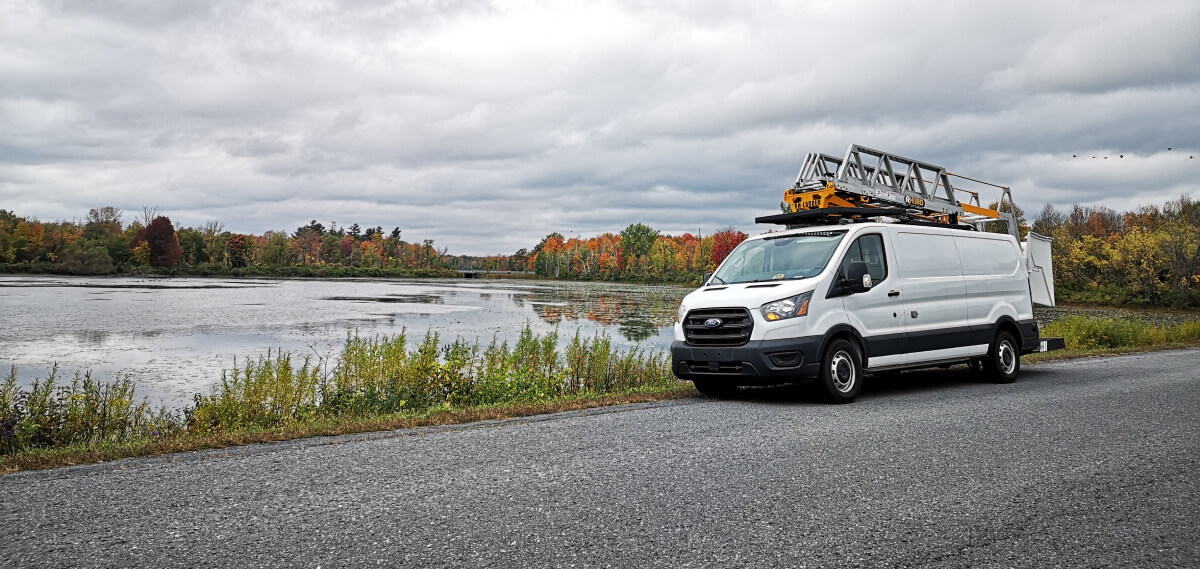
<box><xmin>712</xmin><ymin>231</ymin><xmax>847</xmax><ymax>284</ymax></box>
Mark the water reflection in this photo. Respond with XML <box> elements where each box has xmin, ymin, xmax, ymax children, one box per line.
<box><xmin>72</xmin><ymin>330</ymin><xmax>110</xmax><ymax>345</ymax></box>
<box><xmin>617</xmin><ymin>318</ymin><xmax>659</xmax><ymax>343</ymax></box>
<box><xmin>522</xmin><ymin>284</ymin><xmax>679</xmax><ymax>342</ymax></box>
<box><xmin>323</xmin><ymin>294</ymin><xmax>444</xmax><ymax>304</ymax></box>
<box><xmin>0</xmin><ymin>276</ymin><xmax>691</xmax><ymax>407</ymax></box>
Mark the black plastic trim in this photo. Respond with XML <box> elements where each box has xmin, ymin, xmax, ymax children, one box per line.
<box><xmin>671</xmin><ymin>337</ymin><xmax>822</xmax><ymax>382</ymax></box>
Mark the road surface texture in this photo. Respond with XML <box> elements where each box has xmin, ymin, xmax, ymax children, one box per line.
<box><xmin>2</xmin><ymin>349</ymin><xmax>1198</xmax><ymax>568</ymax></box>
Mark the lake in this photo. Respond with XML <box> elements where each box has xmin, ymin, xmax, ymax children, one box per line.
<box><xmin>0</xmin><ymin>275</ymin><xmax>692</xmax><ymax>408</ymax></box>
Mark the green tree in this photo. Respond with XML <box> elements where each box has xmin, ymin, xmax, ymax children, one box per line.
<box><xmin>319</xmin><ymin>233</ymin><xmax>342</xmax><ymax>265</ymax></box>
<box><xmin>177</xmin><ymin>228</ymin><xmax>209</xmax><ymax>265</ymax></box>
<box><xmin>105</xmin><ymin>236</ymin><xmax>133</xmax><ymax>268</ymax></box>
<box><xmin>619</xmin><ymin>223</ymin><xmax>658</xmax><ymax>259</ymax></box>
<box><xmin>261</xmin><ymin>232</ymin><xmax>293</xmax><ymax>266</ymax></box>
<box><xmin>59</xmin><ymin>239</ymin><xmax>115</xmax><ymax>274</ymax></box>
<box><xmin>295</xmin><ymin>220</ymin><xmax>325</xmax><ymax>237</ymax></box>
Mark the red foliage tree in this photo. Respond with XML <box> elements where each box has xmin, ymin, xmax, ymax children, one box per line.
<box><xmin>225</xmin><ymin>234</ymin><xmax>251</xmax><ymax>267</ymax></box>
<box><xmin>710</xmin><ymin>228</ymin><xmax>747</xmax><ymax>266</ymax></box>
<box><xmin>132</xmin><ymin>216</ymin><xmax>183</xmax><ymax>268</ymax></box>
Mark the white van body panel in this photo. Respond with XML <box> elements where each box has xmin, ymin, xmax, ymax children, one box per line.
<box><xmin>890</xmin><ymin>229</ymin><xmax>971</xmax><ymax>363</ymax></box>
<box><xmin>671</xmin><ymin>222</ymin><xmax>1040</xmax><ymax>384</ymax></box>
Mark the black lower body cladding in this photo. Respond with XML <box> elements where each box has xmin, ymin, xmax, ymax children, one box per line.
<box><xmin>671</xmin><ymin>337</ymin><xmax>823</xmax><ymax>383</ymax></box>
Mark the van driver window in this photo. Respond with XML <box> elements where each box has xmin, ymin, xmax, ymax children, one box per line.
<box><xmin>841</xmin><ymin>234</ymin><xmax>887</xmax><ymax>282</ymax></box>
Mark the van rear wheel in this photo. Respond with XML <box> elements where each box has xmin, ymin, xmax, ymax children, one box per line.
<box><xmin>820</xmin><ymin>339</ymin><xmax>862</xmax><ymax>404</ymax></box>
<box><xmin>984</xmin><ymin>331</ymin><xmax>1020</xmax><ymax>383</ymax></box>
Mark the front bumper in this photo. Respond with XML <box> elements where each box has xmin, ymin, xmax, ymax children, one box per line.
<box><xmin>670</xmin><ymin>337</ymin><xmax>823</xmax><ymax>383</ymax></box>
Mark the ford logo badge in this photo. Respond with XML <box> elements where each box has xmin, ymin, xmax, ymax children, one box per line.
<box><xmin>704</xmin><ymin>318</ymin><xmax>723</xmax><ymax>328</ymax></box>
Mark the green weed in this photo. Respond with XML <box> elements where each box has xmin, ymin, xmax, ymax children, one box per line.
<box><xmin>2</xmin><ymin>326</ymin><xmax>678</xmax><ymax>461</ymax></box>
<box><xmin>1042</xmin><ymin>314</ymin><xmax>1200</xmax><ymax>351</ymax></box>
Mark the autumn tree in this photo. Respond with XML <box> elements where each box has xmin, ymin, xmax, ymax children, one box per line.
<box><xmin>710</xmin><ymin>228</ymin><xmax>747</xmax><ymax>267</ymax></box>
<box><xmin>132</xmin><ymin>216</ymin><xmax>183</xmax><ymax>268</ymax></box>
<box><xmin>0</xmin><ymin>210</ymin><xmax>22</xmax><ymax>262</ymax></box>
<box><xmin>292</xmin><ymin>227</ymin><xmax>321</xmax><ymax>264</ymax></box>
<box><xmin>984</xmin><ymin>201</ymin><xmax>1029</xmax><ymax>239</ymax></box>
<box><xmin>1030</xmin><ymin>203</ymin><xmax>1064</xmax><ymax>236</ymax></box>
<box><xmin>83</xmin><ymin>206</ymin><xmax>124</xmax><ymax>240</ymax></box>
<box><xmin>12</xmin><ymin>220</ymin><xmax>45</xmax><ymax>261</ymax></box>
<box><xmin>225</xmin><ymin>234</ymin><xmax>251</xmax><ymax>267</ymax></box>
<box><xmin>201</xmin><ymin>221</ymin><xmax>225</xmax><ymax>262</ymax></box>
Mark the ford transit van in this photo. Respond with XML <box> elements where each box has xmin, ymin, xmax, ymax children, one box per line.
<box><xmin>671</xmin><ymin>222</ymin><xmax>1043</xmax><ymax>403</ymax></box>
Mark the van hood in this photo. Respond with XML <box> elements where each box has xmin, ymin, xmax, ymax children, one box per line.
<box><xmin>680</xmin><ymin>278</ymin><xmax>821</xmax><ymax>313</ymax></box>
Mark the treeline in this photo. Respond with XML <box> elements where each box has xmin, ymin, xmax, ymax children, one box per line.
<box><xmin>1031</xmin><ymin>195</ymin><xmax>1200</xmax><ymax>307</ymax></box>
<box><xmin>5</xmin><ymin>195</ymin><xmax>1198</xmax><ymax>306</ymax></box>
<box><xmin>0</xmin><ymin>207</ymin><xmax>455</xmax><ymax>277</ymax></box>
<box><xmin>461</xmin><ymin>223</ymin><xmax>749</xmax><ymax>283</ymax></box>
<box><xmin>469</xmin><ymin>195</ymin><xmax>1200</xmax><ymax>306</ymax></box>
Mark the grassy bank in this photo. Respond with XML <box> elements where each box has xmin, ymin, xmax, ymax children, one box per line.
<box><xmin>1026</xmin><ymin>314</ymin><xmax>1200</xmax><ymax>362</ymax></box>
<box><xmin>1</xmin><ymin>328</ymin><xmax>687</xmax><ymax>473</ymax></box>
<box><xmin>4</xmin><ymin>314</ymin><xmax>1200</xmax><ymax>474</ymax></box>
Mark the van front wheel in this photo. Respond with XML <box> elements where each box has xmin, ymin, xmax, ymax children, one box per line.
<box><xmin>820</xmin><ymin>339</ymin><xmax>862</xmax><ymax>404</ymax></box>
<box><xmin>985</xmin><ymin>331</ymin><xmax>1020</xmax><ymax>383</ymax></box>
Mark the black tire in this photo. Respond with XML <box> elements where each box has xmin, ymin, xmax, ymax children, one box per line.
<box><xmin>819</xmin><ymin>338</ymin><xmax>863</xmax><ymax>404</ymax></box>
<box><xmin>984</xmin><ymin>330</ymin><xmax>1020</xmax><ymax>383</ymax></box>
<box><xmin>693</xmin><ymin>379</ymin><xmax>737</xmax><ymax>398</ymax></box>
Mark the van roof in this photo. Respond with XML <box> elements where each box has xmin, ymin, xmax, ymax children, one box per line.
<box><xmin>748</xmin><ymin>222</ymin><xmax>1017</xmax><ymax>243</ymax></box>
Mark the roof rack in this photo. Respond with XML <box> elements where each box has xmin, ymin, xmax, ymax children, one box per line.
<box><xmin>755</xmin><ymin>144</ymin><xmax>1019</xmax><ymax>239</ymax></box>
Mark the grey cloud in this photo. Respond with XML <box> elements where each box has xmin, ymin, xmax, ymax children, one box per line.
<box><xmin>1</xmin><ymin>0</ymin><xmax>1198</xmax><ymax>255</ymax></box>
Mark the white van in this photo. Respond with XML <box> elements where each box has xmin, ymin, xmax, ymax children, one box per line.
<box><xmin>671</xmin><ymin>222</ymin><xmax>1048</xmax><ymax>403</ymax></box>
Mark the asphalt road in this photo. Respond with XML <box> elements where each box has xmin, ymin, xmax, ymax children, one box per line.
<box><xmin>2</xmin><ymin>349</ymin><xmax>1198</xmax><ymax>568</ymax></box>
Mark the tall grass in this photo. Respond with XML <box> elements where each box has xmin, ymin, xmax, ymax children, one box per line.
<box><xmin>2</xmin><ymin>326</ymin><xmax>676</xmax><ymax>457</ymax></box>
<box><xmin>0</xmin><ymin>366</ymin><xmax>181</xmax><ymax>455</ymax></box>
<box><xmin>192</xmin><ymin>327</ymin><xmax>674</xmax><ymax>427</ymax></box>
<box><xmin>1042</xmin><ymin>315</ymin><xmax>1200</xmax><ymax>351</ymax></box>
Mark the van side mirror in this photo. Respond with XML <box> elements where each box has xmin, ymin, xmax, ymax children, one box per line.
<box><xmin>702</xmin><ymin>272</ymin><xmax>713</xmax><ymax>286</ymax></box>
<box><xmin>844</xmin><ymin>261</ymin><xmax>872</xmax><ymax>294</ymax></box>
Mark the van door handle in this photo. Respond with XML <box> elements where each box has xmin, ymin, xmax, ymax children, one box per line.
<box><xmin>888</xmin><ymin>290</ymin><xmax>900</xmax><ymax>297</ymax></box>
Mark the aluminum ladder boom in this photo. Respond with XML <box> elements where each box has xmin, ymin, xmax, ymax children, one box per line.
<box><xmin>757</xmin><ymin>144</ymin><xmax>1020</xmax><ymax>239</ymax></box>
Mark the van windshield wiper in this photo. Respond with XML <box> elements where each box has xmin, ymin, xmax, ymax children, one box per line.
<box><xmin>709</xmin><ymin>275</ymin><xmax>728</xmax><ymax>285</ymax></box>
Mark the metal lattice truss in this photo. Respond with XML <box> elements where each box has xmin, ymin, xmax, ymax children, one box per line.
<box><xmin>776</xmin><ymin>144</ymin><xmax>1019</xmax><ymax>238</ymax></box>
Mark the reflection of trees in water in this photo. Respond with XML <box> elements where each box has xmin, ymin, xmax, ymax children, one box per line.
<box><xmin>617</xmin><ymin>318</ymin><xmax>658</xmax><ymax>342</ymax></box>
<box><xmin>527</xmin><ymin>286</ymin><xmax>682</xmax><ymax>341</ymax></box>
<box><xmin>74</xmin><ymin>330</ymin><xmax>110</xmax><ymax>344</ymax></box>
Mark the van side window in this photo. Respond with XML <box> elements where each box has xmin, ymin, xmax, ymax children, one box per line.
<box><xmin>841</xmin><ymin>234</ymin><xmax>887</xmax><ymax>282</ymax></box>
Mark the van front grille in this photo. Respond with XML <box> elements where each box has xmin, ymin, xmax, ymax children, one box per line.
<box><xmin>683</xmin><ymin>308</ymin><xmax>753</xmax><ymax>346</ymax></box>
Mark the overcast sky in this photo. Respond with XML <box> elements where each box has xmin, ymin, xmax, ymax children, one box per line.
<box><xmin>2</xmin><ymin>0</ymin><xmax>1197</xmax><ymax>255</ymax></box>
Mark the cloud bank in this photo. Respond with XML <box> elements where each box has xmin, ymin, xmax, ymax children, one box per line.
<box><xmin>2</xmin><ymin>0</ymin><xmax>1197</xmax><ymax>254</ymax></box>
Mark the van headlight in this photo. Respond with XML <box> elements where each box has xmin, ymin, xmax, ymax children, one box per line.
<box><xmin>676</xmin><ymin>305</ymin><xmax>688</xmax><ymax>324</ymax></box>
<box><xmin>761</xmin><ymin>291</ymin><xmax>813</xmax><ymax>322</ymax></box>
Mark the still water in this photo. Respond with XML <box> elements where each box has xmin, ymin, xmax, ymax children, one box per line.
<box><xmin>0</xmin><ymin>276</ymin><xmax>691</xmax><ymax>408</ymax></box>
